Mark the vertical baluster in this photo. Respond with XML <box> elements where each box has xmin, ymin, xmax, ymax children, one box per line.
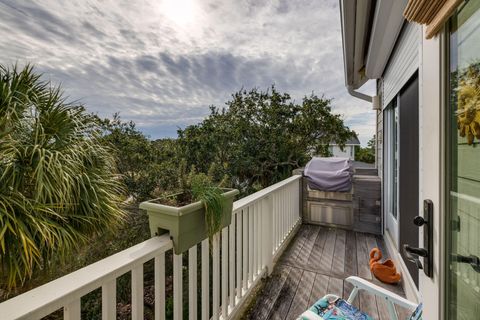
<box><xmin>257</xmin><ymin>201</ymin><xmax>262</xmax><ymax>273</ymax></box>
<box><xmin>221</xmin><ymin>227</ymin><xmax>229</xmax><ymax>318</ymax></box>
<box><xmin>278</xmin><ymin>189</ymin><xmax>285</xmax><ymax>241</ymax></box>
<box><xmin>272</xmin><ymin>191</ymin><xmax>277</xmax><ymax>252</ymax></box>
<box><xmin>229</xmin><ymin>213</ymin><xmax>237</xmax><ymax>309</ymax></box>
<box><xmin>201</xmin><ymin>239</ymin><xmax>209</xmax><ymax>320</ymax></box>
<box><xmin>155</xmin><ymin>252</ymin><xmax>166</xmax><ymax>320</ymax></box>
<box><xmin>255</xmin><ymin>199</ymin><xmax>264</xmax><ymax>274</ymax></box>
<box><xmin>288</xmin><ymin>186</ymin><xmax>292</xmax><ymax>232</ymax></box>
<box><xmin>132</xmin><ymin>264</ymin><xmax>144</xmax><ymax>320</ymax></box>
<box><xmin>173</xmin><ymin>253</ymin><xmax>183</xmax><ymax>320</ymax></box>
<box><xmin>296</xmin><ymin>179</ymin><xmax>300</xmax><ymax>219</ymax></box>
<box><xmin>282</xmin><ymin>187</ymin><xmax>288</xmax><ymax>241</ymax></box>
<box><xmin>288</xmin><ymin>184</ymin><xmax>291</xmax><ymax>230</ymax></box>
<box><xmin>284</xmin><ymin>186</ymin><xmax>288</xmax><ymax>233</ymax></box>
<box><xmin>288</xmin><ymin>183</ymin><xmax>292</xmax><ymax>230</ymax></box>
<box><xmin>248</xmin><ymin>205</ymin><xmax>254</xmax><ymax>284</ymax></box>
<box><xmin>285</xmin><ymin>185</ymin><xmax>293</xmax><ymax>234</ymax></box>
<box><xmin>189</xmin><ymin>246</ymin><xmax>197</xmax><ymax>320</ymax></box>
<box><xmin>64</xmin><ymin>299</ymin><xmax>81</xmax><ymax>320</ymax></box>
<box><xmin>237</xmin><ymin>212</ymin><xmax>243</xmax><ymax>299</ymax></box>
<box><xmin>275</xmin><ymin>191</ymin><xmax>279</xmax><ymax>250</ymax></box>
<box><xmin>213</xmin><ymin>234</ymin><xmax>220</xmax><ymax>320</ymax></box>
<box><xmin>242</xmin><ymin>208</ymin><xmax>248</xmax><ymax>291</ymax></box>
<box><xmin>102</xmin><ymin>279</ymin><xmax>116</xmax><ymax>320</ymax></box>
<box><xmin>264</xmin><ymin>195</ymin><xmax>274</xmax><ymax>275</ymax></box>
<box><xmin>294</xmin><ymin>181</ymin><xmax>298</xmax><ymax>224</ymax></box>
<box><xmin>253</xmin><ymin>202</ymin><xmax>258</xmax><ymax>277</ymax></box>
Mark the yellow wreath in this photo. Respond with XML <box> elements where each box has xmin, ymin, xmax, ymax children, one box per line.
<box><xmin>457</xmin><ymin>64</ymin><xmax>480</xmax><ymax>145</ymax></box>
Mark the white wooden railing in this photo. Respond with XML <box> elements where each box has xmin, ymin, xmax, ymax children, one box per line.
<box><xmin>0</xmin><ymin>175</ymin><xmax>302</xmax><ymax>320</ymax></box>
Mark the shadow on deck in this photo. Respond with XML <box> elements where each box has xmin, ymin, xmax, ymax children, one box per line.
<box><xmin>243</xmin><ymin>224</ymin><xmax>412</xmax><ymax>320</ymax></box>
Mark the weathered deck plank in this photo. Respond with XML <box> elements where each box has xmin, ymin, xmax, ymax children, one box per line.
<box><xmin>360</xmin><ymin>290</ymin><xmax>380</xmax><ymax>319</ymax></box>
<box><xmin>327</xmin><ymin>276</ymin><xmax>343</xmax><ymax>297</ymax></box>
<box><xmin>331</xmin><ymin>229</ymin><xmax>346</xmax><ymax>277</ymax></box>
<box><xmin>245</xmin><ymin>226</ymin><xmax>407</xmax><ymax>320</ymax></box>
<box><xmin>281</xmin><ymin>225</ymin><xmax>311</xmax><ymax>266</ymax></box>
<box><xmin>248</xmin><ymin>265</ymin><xmax>291</xmax><ymax>319</ymax></box>
<box><xmin>307</xmin><ymin>273</ymin><xmax>329</xmax><ymax>306</ymax></box>
<box><xmin>268</xmin><ymin>267</ymin><xmax>303</xmax><ymax>320</ymax></box>
<box><xmin>306</xmin><ymin>226</ymin><xmax>328</xmax><ymax>271</ymax></box>
<box><xmin>343</xmin><ymin>230</ymin><xmax>359</xmax><ymax>307</ymax></box>
<box><xmin>296</xmin><ymin>225</ymin><xmax>320</xmax><ymax>265</ymax></box>
<box><xmin>285</xmin><ymin>270</ymin><xmax>316</xmax><ymax>319</ymax></box>
<box><xmin>317</xmin><ymin>228</ymin><xmax>337</xmax><ymax>275</ymax></box>
<box><xmin>356</xmin><ymin>232</ymin><xmax>372</xmax><ymax>280</ymax></box>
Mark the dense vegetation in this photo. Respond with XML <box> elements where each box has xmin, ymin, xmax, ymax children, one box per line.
<box><xmin>0</xmin><ymin>66</ymin><xmax>354</xmax><ymax>317</ymax></box>
<box><xmin>95</xmin><ymin>86</ymin><xmax>354</xmax><ymax>202</ymax></box>
<box><xmin>178</xmin><ymin>87</ymin><xmax>354</xmax><ymax>195</ymax></box>
<box><xmin>355</xmin><ymin>135</ymin><xmax>376</xmax><ymax>164</ymax></box>
<box><xmin>0</xmin><ymin>65</ymin><xmax>125</xmax><ymax>291</ymax></box>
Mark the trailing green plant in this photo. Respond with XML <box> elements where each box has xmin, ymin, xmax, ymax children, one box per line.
<box><xmin>190</xmin><ymin>173</ymin><xmax>225</xmax><ymax>242</ymax></box>
<box><xmin>0</xmin><ymin>64</ymin><xmax>125</xmax><ymax>291</ymax></box>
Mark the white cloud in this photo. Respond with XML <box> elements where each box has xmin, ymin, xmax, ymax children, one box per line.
<box><xmin>0</xmin><ymin>0</ymin><xmax>375</xmax><ymax>145</ymax></box>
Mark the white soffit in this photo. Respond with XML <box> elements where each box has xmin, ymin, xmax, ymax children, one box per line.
<box><xmin>340</xmin><ymin>0</ymin><xmax>371</xmax><ymax>90</ymax></box>
<box><xmin>352</xmin><ymin>0</ymin><xmax>372</xmax><ymax>89</ymax></box>
<box><xmin>340</xmin><ymin>0</ymin><xmax>357</xmax><ymax>87</ymax></box>
<box><xmin>365</xmin><ymin>0</ymin><xmax>408</xmax><ymax>79</ymax></box>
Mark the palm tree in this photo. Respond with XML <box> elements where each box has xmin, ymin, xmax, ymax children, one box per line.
<box><xmin>0</xmin><ymin>64</ymin><xmax>125</xmax><ymax>290</ymax></box>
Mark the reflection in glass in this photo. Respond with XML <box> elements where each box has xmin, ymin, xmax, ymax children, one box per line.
<box><xmin>447</xmin><ymin>1</ymin><xmax>480</xmax><ymax>319</ymax></box>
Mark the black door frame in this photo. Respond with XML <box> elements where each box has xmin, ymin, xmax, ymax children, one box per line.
<box><xmin>398</xmin><ymin>72</ymin><xmax>420</xmax><ymax>287</ymax></box>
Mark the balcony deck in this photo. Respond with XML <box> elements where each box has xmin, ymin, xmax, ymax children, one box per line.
<box><xmin>0</xmin><ymin>176</ymin><xmax>416</xmax><ymax>320</ymax></box>
<box><xmin>245</xmin><ymin>224</ymin><xmax>412</xmax><ymax>320</ymax></box>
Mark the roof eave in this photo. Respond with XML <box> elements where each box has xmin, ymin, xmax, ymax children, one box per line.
<box><xmin>340</xmin><ymin>0</ymin><xmax>408</xmax><ymax>89</ymax></box>
<box><xmin>339</xmin><ymin>0</ymin><xmax>372</xmax><ymax>90</ymax></box>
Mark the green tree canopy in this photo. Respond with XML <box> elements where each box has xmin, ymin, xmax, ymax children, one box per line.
<box><xmin>0</xmin><ymin>65</ymin><xmax>125</xmax><ymax>290</ymax></box>
<box><xmin>355</xmin><ymin>135</ymin><xmax>376</xmax><ymax>164</ymax></box>
<box><xmin>178</xmin><ymin>86</ymin><xmax>353</xmax><ymax>193</ymax></box>
<box><xmin>97</xmin><ymin>114</ymin><xmax>181</xmax><ymax>200</ymax></box>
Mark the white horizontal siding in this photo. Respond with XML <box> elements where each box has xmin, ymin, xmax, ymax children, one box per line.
<box><xmin>382</xmin><ymin>22</ymin><xmax>421</xmax><ymax>108</ymax></box>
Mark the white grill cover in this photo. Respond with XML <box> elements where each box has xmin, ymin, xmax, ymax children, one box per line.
<box><xmin>304</xmin><ymin>157</ymin><xmax>353</xmax><ymax>192</ymax></box>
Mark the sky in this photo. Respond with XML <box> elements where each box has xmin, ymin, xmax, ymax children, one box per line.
<box><xmin>0</xmin><ymin>0</ymin><xmax>376</xmax><ymax>145</ymax></box>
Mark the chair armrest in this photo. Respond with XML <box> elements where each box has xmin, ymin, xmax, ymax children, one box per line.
<box><xmin>345</xmin><ymin>276</ymin><xmax>418</xmax><ymax>310</ymax></box>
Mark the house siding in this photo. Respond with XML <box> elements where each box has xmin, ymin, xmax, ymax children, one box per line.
<box><xmin>382</xmin><ymin>22</ymin><xmax>421</xmax><ymax>108</ymax></box>
<box><xmin>376</xmin><ymin>79</ymin><xmax>384</xmax><ymax>178</ymax></box>
<box><xmin>331</xmin><ymin>145</ymin><xmax>355</xmax><ymax>160</ymax></box>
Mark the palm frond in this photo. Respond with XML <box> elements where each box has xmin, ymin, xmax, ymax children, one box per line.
<box><xmin>0</xmin><ymin>64</ymin><xmax>126</xmax><ymax>291</ymax></box>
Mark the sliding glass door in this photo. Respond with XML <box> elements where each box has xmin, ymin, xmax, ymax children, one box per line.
<box><xmin>447</xmin><ymin>1</ymin><xmax>480</xmax><ymax>318</ymax></box>
<box><xmin>384</xmin><ymin>99</ymin><xmax>399</xmax><ymax>246</ymax></box>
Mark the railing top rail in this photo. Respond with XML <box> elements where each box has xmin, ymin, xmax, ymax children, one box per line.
<box><xmin>233</xmin><ymin>175</ymin><xmax>301</xmax><ymax>212</ymax></box>
<box><xmin>0</xmin><ymin>235</ymin><xmax>172</xmax><ymax>320</ymax></box>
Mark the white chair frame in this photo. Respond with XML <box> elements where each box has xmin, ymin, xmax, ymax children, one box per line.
<box><xmin>345</xmin><ymin>276</ymin><xmax>419</xmax><ymax>320</ymax></box>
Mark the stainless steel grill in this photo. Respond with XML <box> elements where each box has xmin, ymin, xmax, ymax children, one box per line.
<box><xmin>294</xmin><ymin>164</ymin><xmax>381</xmax><ymax>234</ymax></box>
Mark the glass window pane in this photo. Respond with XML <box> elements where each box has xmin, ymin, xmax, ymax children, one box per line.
<box><xmin>447</xmin><ymin>2</ymin><xmax>480</xmax><ymax>319</ymax></box>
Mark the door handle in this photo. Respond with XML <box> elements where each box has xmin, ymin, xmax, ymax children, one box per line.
<box><xmin>451</xmin><ymin>254</ymin><xmax>480</xmax><ymax>273</ymax></box>
<box><xmin>402</xmin><ymin>200</ymin><xmax>434</xmax><ymax>277</ymax></box>
<box><xmin>403</xmin><ymin>244</ymin><xmax>427</xmax><ymax>270</ymax></box>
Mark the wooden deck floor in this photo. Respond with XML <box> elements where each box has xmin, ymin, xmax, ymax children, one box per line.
<box><xmin>244</xmin><ymin>224</ymin><xmax>413</xmax><ymax>320</ymax></box>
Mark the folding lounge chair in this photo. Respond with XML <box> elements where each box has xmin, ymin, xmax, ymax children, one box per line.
<box><xmin>297</xmin><ymin>276</ymin><xmax>422</xmax><ymax>320</ymax></box>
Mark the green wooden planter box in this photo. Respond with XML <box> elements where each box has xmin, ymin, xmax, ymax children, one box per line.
<box><xmin>139</xmin><ymin>188</ymin><xmax>239</xmax><ymax>254</ymax></box>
